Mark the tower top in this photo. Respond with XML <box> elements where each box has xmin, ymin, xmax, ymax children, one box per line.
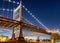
<box><xmin>20</xmin><ymin>0</ymin><xmax>22</xmax><ymax>2</ymax></box>
<box><xmin>20</xmin><ymin>0</ymin><xmax>22</xmax><ymax>5</ymax></box>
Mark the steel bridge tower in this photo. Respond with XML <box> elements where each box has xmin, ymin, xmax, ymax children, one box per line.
<box><xmin>12</xmin><ymin>0</ymin><xmax>24</xmax><ymax>41</ymax></box>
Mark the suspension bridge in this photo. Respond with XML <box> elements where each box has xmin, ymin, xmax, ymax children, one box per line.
<box><xmin>0</xmin><ymin>0</ymin><xmax>58</xmax><ymax>42</ymax></box>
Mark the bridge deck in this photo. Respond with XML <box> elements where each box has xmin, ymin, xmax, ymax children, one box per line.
<box><xmin>0</xmin><ymin>16</ymin><xmax>51</xmax><ymax>35</ymax></box>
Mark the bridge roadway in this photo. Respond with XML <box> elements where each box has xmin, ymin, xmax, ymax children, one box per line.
<box><xmin>0</xmin><ymin>16</ymin><xmax>51</xmax><ymax>35</ymax></box>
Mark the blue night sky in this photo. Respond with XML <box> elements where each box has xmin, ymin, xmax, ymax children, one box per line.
<box><xmin>0</xmin><ymin>0</ymin><xmax>60</xmax><ymax>39</ymax></box>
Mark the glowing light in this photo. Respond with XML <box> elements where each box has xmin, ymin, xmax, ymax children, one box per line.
<box><xmin>25</xmin><ymin>8</ymin><xmax>28</xmax><ymax>11</ymax></box>
<box><xmin>8</xmin><ymin>0</ymin><xmax>11</xmax><ymax>2</ymax></box>
<box><xmin>23</xmin><ymin>5</ymin><xmax>25</xmax><ymax>8</ymax></box>
<box><xmin>2</xmin><ymin>38</ymin><xmax>6</xmax><ymax>41</ymax></box>
<box><xmin>46</xmin><ymin>30</ymin><xmax>51</xmax><ymax>33</ymax></box>
<box><xmin>28</xmin><ymin>11</ymin><xmax>30</xmax><ymax>13</ymax></box>
<box><xmin>13</xmin><ymin>1</ymin><xmax>16</xmax><ymax>3</ymax></box>
<box><xmin>3</xmin><ymin>8</ymin><xmax>5</xmax><ymax>11</ymax></box>
<box><xmin>0</xmin><ymin>36</ymin><xmax>8</xmax><ymax>42</ymax></box>
<box><xmin>10</xmin><ymin>9</ymin><xmax>13</xmax><ymax>11</ymax></box>
<box><xmin>0</xmin><ymin>8</ymin><xmax>13</xmax><ymax>12</ymax></box>
<box><xmin>17</xmin><ymin>2</ymin><xmax>19</xmax><ymax>4</ymax></box>
<box><xmin>6</xmin><ymin>9</ymin><xmax>9</xmax><ymax>11</ymax></box>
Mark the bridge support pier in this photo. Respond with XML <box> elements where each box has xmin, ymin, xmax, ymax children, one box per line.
<box><xmin>11</xmin><ymin>28</ymin><xmax>15</xmax><ymax>40</ymax></box>
<box><xmin>18</xmin><ymin>22</ymin><xmax>25</xmax><ymax>41</ymax></box>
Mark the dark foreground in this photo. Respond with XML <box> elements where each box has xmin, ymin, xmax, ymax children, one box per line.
<box><xmin>0</xmin><ymin>40</ymin><xmax>36</xmax><ymax>43</ymax></box>
<box><xmin>0</xmin><ymin>41</ymin><xmax>60</xmax><ymax>43</ymax></box>
<box><xmin>0</xmin><ymin>42</ymin><xmax>35</xmax><ymax>43</ymax></box>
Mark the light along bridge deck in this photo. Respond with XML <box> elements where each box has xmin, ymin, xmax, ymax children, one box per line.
<box><xmin>0</xmin><ymin>16</ymin><xmax>51</xmax><ymax>35</ymax></box>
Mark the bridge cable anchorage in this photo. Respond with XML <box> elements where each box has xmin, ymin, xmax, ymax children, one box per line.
<box><xmin>23</xmin><ymin>17</ymin><xmax>34</xmax><ymax>25</ymax></box>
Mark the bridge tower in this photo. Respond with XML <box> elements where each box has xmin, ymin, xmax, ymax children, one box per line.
<box><xmin>18</xmin><ymin>0</ymin><xmax>24</xmax><ymax>41</ymax></box>
<box><xmin>13</xmin><ymin>0</ymin><xmax>24</xmax><ymax>41</ymax></box>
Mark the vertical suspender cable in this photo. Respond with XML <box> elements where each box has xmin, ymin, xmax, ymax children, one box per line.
<box><xmin>8</xmin><ymin>1</ymin><xmax>10</xmax><ymax>18</ymax></box>
<box><xmin>7</xmin><ymin>0</ymin><xmax>10</xmax><ymax>18</ymax></box>
<box><xmin>2</xmin><ymin>0</ymin><xmax>4</xmax><ymax>17</ymax></box>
